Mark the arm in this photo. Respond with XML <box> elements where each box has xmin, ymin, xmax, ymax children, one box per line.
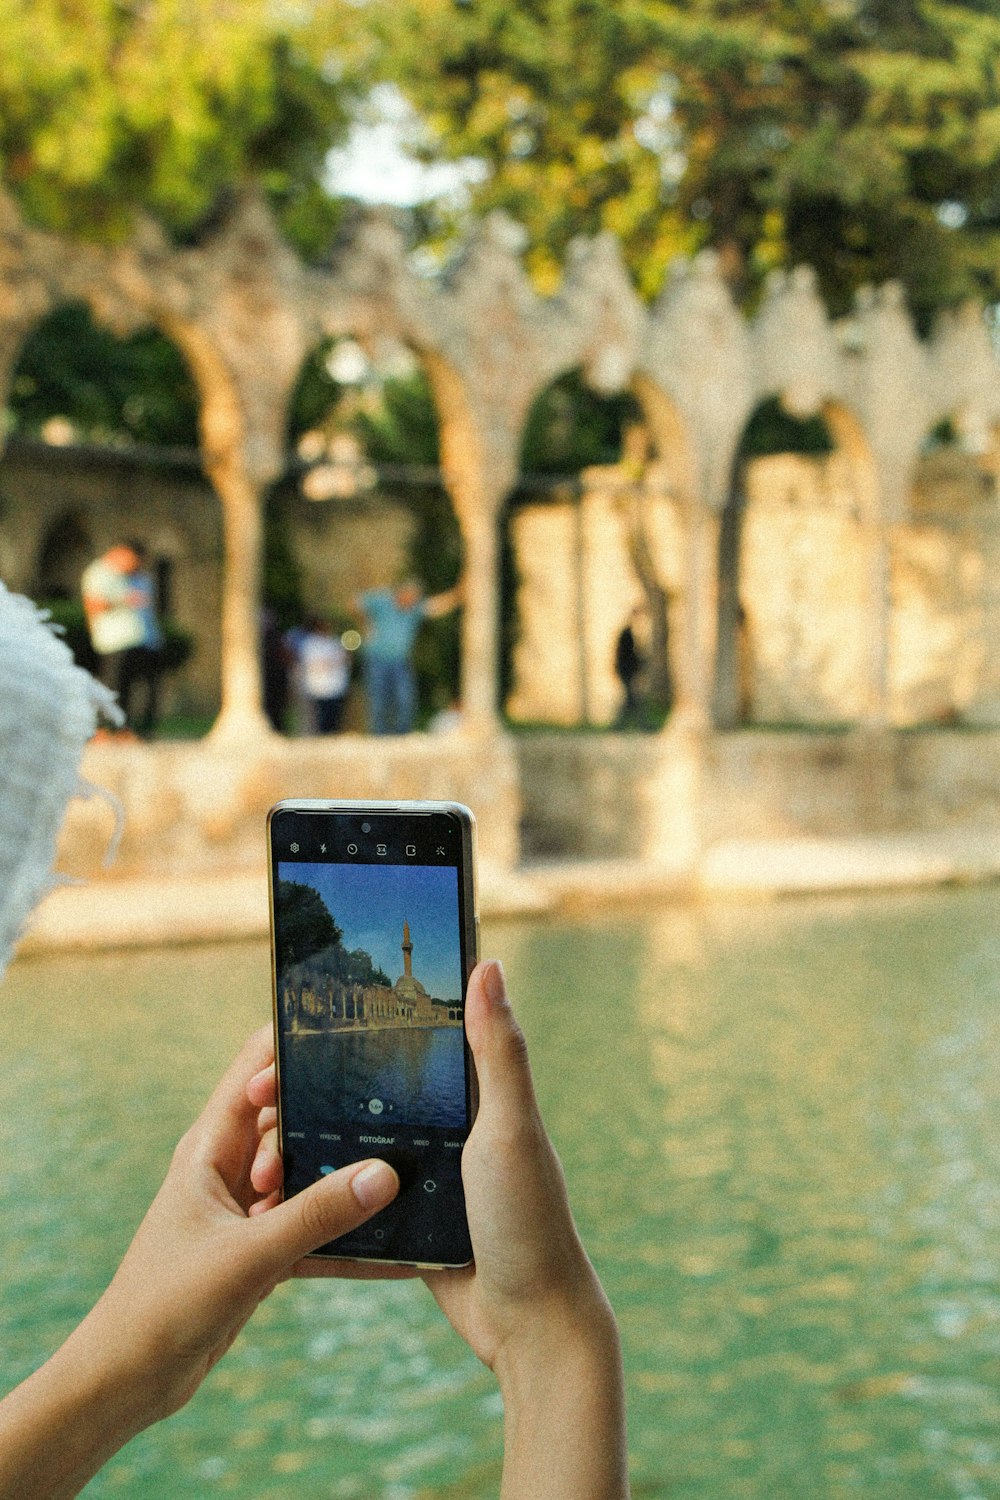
<box><xmin>251</xmin><ymin>961</ymin><xmax>629</xmax><ymax>1500</ymax></box>
<box><xmin>0</xmin><ymin>1029</ymin><xmax>399</xmax><ymax>1500</ymax></box>
<box><xmin>423</xmin><ymin>580</ymin><xmax>464</xmax><ymax>619</ymax></box>
<box><xmin>427</xmin><ymin>961</ymin><xmax>628</xmax><ymax>1500</ymax></box>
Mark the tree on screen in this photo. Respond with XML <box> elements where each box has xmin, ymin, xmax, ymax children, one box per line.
<box><xmin>275</xmin><ymin>880</ymin><xmax>343</xmax><ymax>969</ymax></box>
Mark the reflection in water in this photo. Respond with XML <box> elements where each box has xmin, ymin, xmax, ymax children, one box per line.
<box><xmin>3</xmin><ymin>888</ymin><xmax>1000</xmax><ymax>1497</ymax></box>
<box><xmin>284</xmin><ymin>1026</ymin><xmax>467</xmax><ymax>1131</ymax></box>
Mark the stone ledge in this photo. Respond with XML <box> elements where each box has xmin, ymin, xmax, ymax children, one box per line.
<box><xmin>700</xmin><ymin>827</ymin><xmax>1000</xmax><ymax>896</ymax></box>
<box><xmin>16</xmin><ymin>825</ymin><xmax>1000</xmax><ymax>957</ymax></box>
<box><xmin>15</xmin><ymin>859</ymin><xmax>553</xmax><ymax>957</ymax></box>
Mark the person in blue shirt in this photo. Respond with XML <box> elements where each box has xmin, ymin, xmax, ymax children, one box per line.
<box><xmin>355</xmin><ymin>577</ymin><xmax>462</xmax><ymax>734</ymax></box>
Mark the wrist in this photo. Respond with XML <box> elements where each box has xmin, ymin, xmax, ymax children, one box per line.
<box><xmin>492</xmin><ymin>1289</ymin><xmax>628</xmax><ymax>1500</ymax></box>
<box><xmin>493</xmin><ymin>1281</ymin><xmax>622</xmax><ymax>1405</ymax></box>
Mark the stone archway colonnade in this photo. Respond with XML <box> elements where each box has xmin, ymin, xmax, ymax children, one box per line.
<box><xmin>3</xmin><ymin>190</ymin><xmax>1000</xmax><ymax>743</ymax></box>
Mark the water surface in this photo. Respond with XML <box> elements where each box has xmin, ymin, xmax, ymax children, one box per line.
<box><xmin>3</xmin><ymin>887</ymin><xmax>1000</xmax><ymax>1498</ymax></box>
<box><xmin>283</xmin><ymin>1026</ymin><xmax>467</xmax><ymax>1133</ymax></box>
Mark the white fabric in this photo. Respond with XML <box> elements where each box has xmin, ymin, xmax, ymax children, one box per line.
<box><xmin>81</xmin><ymin>556</ymin><xmax>145</xmax><ymax>654</ymax></box>
<box><xmin>0</xmin><ymin>582</ymin><xmax>121</xmax><ymax>976</ymax></box>
<box><xmin>300</xmin><ymin>633</ymin><xmax>349</xmax><ymax>700</ymax></box>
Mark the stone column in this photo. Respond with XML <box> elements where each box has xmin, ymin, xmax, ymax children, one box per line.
<box><xmin>424</xmin><ymin>347</ymin><xmax>520</xmax><ymax>736</ymax></box>
<box><xmin>160</xmin><ymin>316</ymin><xmax>274</xmax><ymax>741</ymax></box>
<box><xmin>631</xmin><ymin>374</ymin><xmax>717</xmax><ymax>730</ymax></box>
<box><xmin>823</xmin><ymin>401</ymin><xmax>889</xmax><ymax>727</ymax></box>
<box><xmin>458</xmin><ymin>498</ymin><xmax>504</xmax><ymax>731</ymax></box>
<box><xmin>145</xmin><ymin>200</ymin><xmax>314</xmax><ymax>741</ymax></box>
<box><xmin>205</xmin><ymin>453</ymin><xmax>269</xmax><ymax>740</ymax></box>
<box><xmin>677</xmin><ymin>499</ymin><xmax>721</xmax><ymax>732</ymax></box>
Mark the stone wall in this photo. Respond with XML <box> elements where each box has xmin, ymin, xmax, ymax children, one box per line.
<box><xmin>0</xmin><ymin>438</ymin><xmax>416</xmax><ymax>719</ymax></box>
<box><xmin>283</xmin><ymin>488</ymin><xmax>415</xmax><ymax>622</ymax></box>
<box><xmin>0</xmin><ymin>437</ymin><xmax>223</xmax><ymax>714</ymax></box>
<box><xmin>508</xmin><ymin>447</ymin><xmax>1000</xmax><ymax>729</ymax></box>
<box><xmin>507</xmin><ymin>466</ymin><xmax>683</xmax><ymax>726</ymax></box>
<box><xmin>57</xmin><ymin>730</ymin><xmax>521</xmax><ymax>882</ymax></box>
<box><xmin>745</xmin><ymin>448</ymin><xmax>1000</xmax><ymax>727</ymax></box>
<box><xmin>516</xmin><ymin>727</ymin><xmax>1000</xmax><ymax>861</ymax></box>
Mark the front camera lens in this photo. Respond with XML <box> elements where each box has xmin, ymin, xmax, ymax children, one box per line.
<box><xmin>361</xmin><ymin>821</ymin><xmax>371</xmax><ymax>833</ymax></box>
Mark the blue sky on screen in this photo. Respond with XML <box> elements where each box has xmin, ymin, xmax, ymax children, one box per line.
<box><xmin>279</xmin><ymin>860</ymin><xmax>462</xmax><ymax>1002</ymax></box>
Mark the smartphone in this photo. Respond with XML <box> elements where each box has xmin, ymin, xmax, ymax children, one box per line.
<box><xmin>267</xmin><ymin>799</ymin><xmax>478</xmax><ymax>1267</ymax></box>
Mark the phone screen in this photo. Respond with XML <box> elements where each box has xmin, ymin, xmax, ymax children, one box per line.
<box><xmin>268</xmin><ymin>804</ymin><xmax>475</xmax><ymax>1266</ymax></box>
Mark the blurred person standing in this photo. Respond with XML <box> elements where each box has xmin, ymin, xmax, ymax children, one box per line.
<box><xmin>299</xmin><ymin>615</ymin><xmax>350</xmax><ymax>734</ymax></box>
<box><xmin>614</xmin><ymin>605</ymin><xmax>646</xmax><ymax>727</ymax></box>
<box><xmin>354</xmin><ymin>577</ymin><xmax>462</xmax><ymax>735</ymax></box>
<box><xmin>81</xmin><ymin>540</ymin><xmax>163</xmax><ymax>739</ymax></box>
<box><xmin>282</xmin><ymin>616</ymin><xmax>313</xmax><ymax>734</ymax></box>
<box><xmin>260</xmin><ymin>607</ymin><xmax>291</xmax><ymax>734</ymax></box>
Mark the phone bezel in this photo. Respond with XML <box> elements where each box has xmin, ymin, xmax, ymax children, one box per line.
<box><xmin>266</xmin><ymin>799</ymin><xmax>479</xmax><ymax>1269</ymax></box>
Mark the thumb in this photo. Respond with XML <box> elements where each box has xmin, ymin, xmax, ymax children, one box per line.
<box><xmin>464</xmin><ymin>960</ymin><xmax>539</xmax><ymax>1121</ymax></box>
<box><xmin>249</xmin><ymin>1158</ymin><xmax>399</xmax><ymax>1267</ymax></box>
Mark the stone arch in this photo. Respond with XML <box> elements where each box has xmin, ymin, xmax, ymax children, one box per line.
<box><xmin>283</xmin><ymin>331</ymin><xmax>464</xmax><ymax>732</ymax></box>
<box><xmin>720</xmin><ymin>395</ymin><xmax>873</xmax><ymax>728</ymax></box>
<box><xmin>1</xmin><ymin>297</ymin><xmax>224</xmax><ymax>725</ymax></box>
<box><xmin>505</xmin><ymin>366</ymin><xmax>646</xmax><ymax>727</ymax></box>
<box><xmin>630</xmin><ymin>372</ymin><xmax>709</xmax><ymax>730</ymax></box>
<box><xmin>708</xmin><ymin>391</ymin><xmax>890</xmax><ymax>729</ymax></box>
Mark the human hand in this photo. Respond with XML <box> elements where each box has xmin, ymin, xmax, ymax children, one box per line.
<box><xmin>251</xmin><ymin>962</ymin><xmax>629</xmax><ymax>1499</ymax></box>
<box><xmin>432</xmin><ymin>960</ymin><xmax>628</xmax><ymax>1498</ymax></box>
<box><xmin>423</xmin><ymin>960</ymin><xmax>615</xmax><ymax>1367</ymax></box>
<box><xmin>82</xmin><ymin>1026</ymin><xmax>400</xmax><ymax>1419</ymax></box>
<box><xmin>0</xmin><ymin>1028</ymin><xmax>401</xmax><ymax>1499</ymax></box>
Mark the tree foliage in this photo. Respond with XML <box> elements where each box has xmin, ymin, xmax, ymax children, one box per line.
<box><xmin>275</xmin><ymin>879</ymin><xmax>343</xmax><ymax>969</ymax></box>
<box><xmin>276</xmin><ymin>878</ymin><xmax>392</xmax><ymax>985</ymax></box>
<box><xmin>9</xmin><ymin>303</ymin><xmax>200</xmax><ymax>447</ymax></box>
<box><xmin>0</xmin><ymin>0</ymin><xmax>360</xmax><ymax>254</ymax></box>
<box><xmin>370</xmin><ymin>0</ymin><xmax>1000</xmax><ymax>322</ymax></box>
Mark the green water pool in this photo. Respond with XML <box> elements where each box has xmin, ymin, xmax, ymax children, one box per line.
<box><xmin>3</xmin><ymin>886</ymin><xmax>1000</xmax><ymax>1498</ymax></box>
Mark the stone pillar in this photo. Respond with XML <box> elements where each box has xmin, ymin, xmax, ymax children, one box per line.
<box><xmin>676</xmin><ymin>499</ymin><xmax>721</xmax><ymax>732</ymax></box>
<box><xmin>861</xmin><ymin>519</ymin><xmax>892</xmax><ymax>727</ymax></box>
<box><xmin>162</xmin><ymin>317</ymin><xmax>274</xmax><ymax>742</ymax></box>
<box><xmin>206</xmin><ymin>455</ymin><xmax>269</xmax><ymax>739</ymax></box>
<box><xmin>457</xmin><ymin>495</ymin><xmax>504</xmax><ymax>731</ymax></box>
<box><xmin>425</xmin><ymin>344</ymin><xmax>519</xmax><ymax>736</ymax></box>
<box><xmin>823</xmin><ymin>401</ymin><xmax>890</xmax><ymax>727</ymax></box>
<box><xmin>631</xmin><ymin>374</ymin><xmax>718</xmax><ymax>730</ymax></box>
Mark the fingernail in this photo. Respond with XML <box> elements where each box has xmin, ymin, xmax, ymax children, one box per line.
<box><xmin>483</xmin><ymin>959</ymin><xmax>506</xmax><ymax>1005</ymax></box>
<box><xmin>350</xmin><ymin>1160</ymin><xmax>398</xmax><ymax>1212</ymax></box>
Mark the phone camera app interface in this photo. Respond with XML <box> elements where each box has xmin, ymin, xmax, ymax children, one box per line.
<box><xmin>273</xmin><ymin>817</ymin><xmax>471</xmax><ymax>1260</ymax></box>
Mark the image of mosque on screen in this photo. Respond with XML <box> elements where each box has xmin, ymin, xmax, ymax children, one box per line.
<box><xmin>280</xmin><ymin>917</ymin><xmax>463</xmax><ymax>1035</ymax></box>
